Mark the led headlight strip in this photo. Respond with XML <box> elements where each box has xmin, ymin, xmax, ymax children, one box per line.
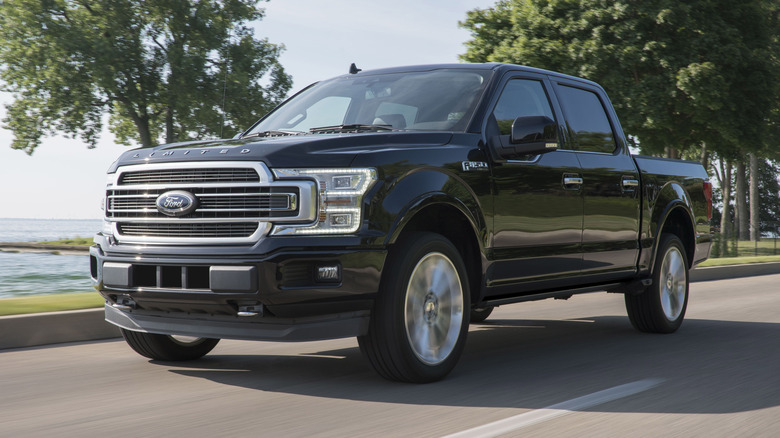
<box><xmin>270</xmin><ymin>168</ymin><xmax>377</xmax><ymax>235</ymax></box>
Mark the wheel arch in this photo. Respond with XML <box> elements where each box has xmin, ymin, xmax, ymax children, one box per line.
<box><xmin>385</xmin><ymin>196</ymin><xmax>486</xmax><ymax>307</ymax></box>
<box><xmin>648</xmin><ymin>182</ymin><xmax>697</xmax><ymax>272</ymax></box>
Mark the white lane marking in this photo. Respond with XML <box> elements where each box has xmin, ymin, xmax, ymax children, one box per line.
<box><xmin>443</xmin><ymin>378</ymin><xmax>665</xmax><ymax>438</ymax></box>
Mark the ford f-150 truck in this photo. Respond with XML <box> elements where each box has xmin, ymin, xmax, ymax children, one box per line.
<box><xmin>91</xmin><ymin>63</ymin><xmax>712</xmax><ymax>383</ymax></box>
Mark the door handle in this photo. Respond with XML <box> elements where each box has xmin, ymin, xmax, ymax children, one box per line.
<box><xmin>622</xmin><ymin>179</ymin><xmax>639</xmax><ymax>188</ymax></box>
<box><xmin>563</xmin><ymin>176</ymin><xmax>583</xmax><ymax>185</ymax></box>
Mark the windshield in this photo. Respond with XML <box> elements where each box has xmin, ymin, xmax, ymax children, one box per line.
<box><xmin>245</xmin><ymin>69</ymin><xmax>492</xmax><ymax>135</ymax></box>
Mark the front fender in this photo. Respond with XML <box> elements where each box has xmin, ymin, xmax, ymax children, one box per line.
<box><xmin>378</xmin><ymin>168</ymin><xmax>487</xmax><ymax>247</ymax></box>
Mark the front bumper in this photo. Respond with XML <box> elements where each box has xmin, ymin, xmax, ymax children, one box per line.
<box><xmin>90</xmin><ymin>241</ymin><xmax>385</xmax><ymax>341</ymax></box>
<box><xmin>104</xmin><ymin>303</ymin><xmax>370</xmax><ymax>342</ymax></box>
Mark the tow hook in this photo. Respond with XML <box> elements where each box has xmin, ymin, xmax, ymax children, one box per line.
<box><xmin>237</xmin><ymin>305</ymin><xmax>263</xmax><ymax>317</ymax></box>
<box><xmin>112</xmin><ymin>295</ymin><xmax>137</xmax><ymax>311</ymax></box>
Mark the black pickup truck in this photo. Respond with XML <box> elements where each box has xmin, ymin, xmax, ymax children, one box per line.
<box><xmin>90</xmin><ymin>63</ymin><xmax>712</xmax><ymax>382</ymax></box>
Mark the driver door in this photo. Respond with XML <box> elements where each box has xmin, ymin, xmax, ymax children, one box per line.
<box><xmin>486</xmin><ymin>74</ymin><xmax>584</xmax><ymax>294</ymax></box>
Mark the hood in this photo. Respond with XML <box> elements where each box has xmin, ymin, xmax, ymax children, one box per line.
<box><xmin>108</xmin><ymin>132</ymin><xmax>453</xmax><ymax>172</ymax></box>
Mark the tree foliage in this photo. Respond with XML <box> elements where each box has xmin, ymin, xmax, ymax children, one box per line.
<box><xmin>0</xmin><ymin>0</ymin><xmax>292</xmax><ymax>153</ymax></box>
<box><xmin>460</xmin><ymin>0</ymin><xmax>780</xmax><ymax>159</ymax></box>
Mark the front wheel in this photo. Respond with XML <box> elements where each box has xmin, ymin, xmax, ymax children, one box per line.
<box><xmin>121</xmin><ymin>329</ymin><xmax>220</xmax><ymax>361</ymax></box>
<box><xmin>625</xmin><ymin>233</ymin><xmax>689</xmax><ymax>333</ymax></box>
<box><xmin>469</xmin><ymin>306</ymin><xmax>494</xmax><ymax>323</ymax></box>
<box><xmin>358</xmin><ymin>232</ymin><xmax>470</xmax><ymax>383</ymax></box>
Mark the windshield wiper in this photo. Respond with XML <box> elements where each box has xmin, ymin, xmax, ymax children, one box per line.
<box><xmin>309</xmin><ymin>124</ymin><xmax>394</xmax><ymax>133</ymax></box>
<box><xmin>241</xmin><ymin>129</ymin><xmax>304</xmax><ymax>139</ymax></box>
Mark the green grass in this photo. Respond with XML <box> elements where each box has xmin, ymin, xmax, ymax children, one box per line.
<box><xmin>0</xmin><ymin>292</ymin><xmax>103</xmax><ymax>316</ymax></box>
<box><xmin>698</xmin><ymin>255</ymin><xmax>780</xmax><ymax>267</ymax></box>
<box><xmin>38</xmin><ymin>237</ymin><xmax>93</xmax><ymax>247</ymax></box>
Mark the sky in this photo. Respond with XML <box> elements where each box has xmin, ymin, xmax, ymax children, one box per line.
<box><xmin>0</xmin><ymin>0</ymin><xmax>496</xmax><ymax>220</ymax></box>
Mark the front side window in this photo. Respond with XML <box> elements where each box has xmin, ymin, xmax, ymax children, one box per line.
<box><xmin>556</xmin><ymin>85</ymin><xmax>616</xmax><ymax>153</ymax></box>
<box><xmin>247</xmin><ymin>69</ymin><xmax>492</xmax><ymax>135</ymax></box>
<box><xmin>492</xmin><ymin>79</ymin><xmax>555</xmax><ymax>135</ymax></box>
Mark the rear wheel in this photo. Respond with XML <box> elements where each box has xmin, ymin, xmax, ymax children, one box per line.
<box><xmin>358</xmin><ymin>232</ymin><xmax>470</xmax><ymax>383</ymax></box>
<box><xmin>121</xmin><ymin>329</ymin><xmax>219</xmax><ymax>361</ymax></box>
<box><xmin>625</xmin><ymin>233</ymin><xmax>689</xmax><ymax>333</ymax></box>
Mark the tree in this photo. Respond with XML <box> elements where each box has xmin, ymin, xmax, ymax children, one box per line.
<box><xmin>0</xmin><ymin>0</ymin><xmax>291</xmax><ymax>153</ymax></box>
<box><xmin>735</xmin><ymin>161</ymin><xmax>749</xmax><ymax>240</ymax></box>
<box><xmin>750</xmin><ymin>154</ymin><xmax>760</xmax><ymax>241</ymax></box>
<box><xmin>461</xmin><ymin>0</ymin><xmax>780</xmax><ymax>248</ymax></box>
<box><xmin>460</xmin><ymin>0</ymin><xmax>779</xmax><ymax>159</ymax></box>
<box><xmin>755</xmin><ymin>160</ymin><xmax>780</xmax><ymax>229</ymax></box>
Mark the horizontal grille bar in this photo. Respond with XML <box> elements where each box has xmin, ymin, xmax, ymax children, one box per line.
<box><xmin>119</xmin><ymin>168</ymin><xmax>259</xmax><ymax>185</ymax></box>
<box><xmin>107</xmin><ymin>188</ymin><xmax>297</xmax><ymax>219</ymax></box>
<box><xmin>118</xmin><ymin>222</ymin><xmax>259</xmax><ymax>238</ymax></box>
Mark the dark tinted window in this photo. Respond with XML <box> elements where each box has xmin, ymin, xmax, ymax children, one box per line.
<box><xmin>492</xmin><ymin>79</ymin><xmax>555</xmax><ymax>136</ymax></box>
<box><xmin>556</xmin><ymin>85</ymin><xmax>616</xmax><ymax>153</ymax></box>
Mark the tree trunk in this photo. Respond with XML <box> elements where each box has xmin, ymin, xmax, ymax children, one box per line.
<box><xmin>750</xmin><ymin>154</ymin><xmax>760</xmax><ymax>241</ymax></box>
<box><xmin>736</xmin><ymin>161</ymin><xmax>749</xmax><ymax>241</ymax></box>
<box><xmin>700</xmin><ymin>143</ymin><xmax>709</xmax><ymax>169</ymax></box>
<box><xmin>131</xmin><ymin>113</ymin><xmax>153</xmax><ymax>147</ymax></box>
<box><xmin>719</xmin><ymin>159</ymin><xmax>732</xmax><ymax>256</ymax></box>
<box><xmin>664</xmin><ymin>147</ymin><xmax>679</xmax><ymax>159</ymax></box>
<box><xmin>166</xmin><ymin>106</ymin><xmax>175</xmax><ymax>144</ymax></box>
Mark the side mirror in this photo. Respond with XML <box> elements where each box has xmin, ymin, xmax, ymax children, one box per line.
<box><xmin>493</xmin><ymin>116</ymin><xmax>559</xmax><ymax>159</ymax></box>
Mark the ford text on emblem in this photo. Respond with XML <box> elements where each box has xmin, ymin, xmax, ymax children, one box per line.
<box><xmin>156</xmin><ymin>191</ymin><xmax>198</xmax><ymax>217</ymax></box>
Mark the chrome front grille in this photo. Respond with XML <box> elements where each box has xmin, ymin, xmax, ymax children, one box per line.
<box><xmin>119</xmin><ymin>168</ymin><xmax>259</xmax><ymax>185</ymax></box>
<box><xmin>105</xmin><ymin>162</ymin><xmax>316</xmax><ymax>244</ymax></box>
<box><xmin>118</xmin><ymin>222</ymin><xmax>260</xmax><ymax>238</ymax></box>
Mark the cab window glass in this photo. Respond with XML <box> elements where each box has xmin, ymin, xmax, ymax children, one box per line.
<box><xmin>492</xmin><ymin>79</ymin><xmax>555</xmax><ymax>136</ymax></box>
<box><xmin>556</xmin><ymin>85</ymin><xmax>616</xmax><ymax>153</ymax></box>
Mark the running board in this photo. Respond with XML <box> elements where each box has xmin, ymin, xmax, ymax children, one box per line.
<box><xmin>479</xmin><ymin>282</ymin><xmax>631</xmax><ymax>308</ymax></box>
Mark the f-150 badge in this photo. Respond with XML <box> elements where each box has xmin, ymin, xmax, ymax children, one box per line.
<box><xmin>462</xmin><ymin>161</ymin><xmax>489</xmax><ymax>172</ymax></box>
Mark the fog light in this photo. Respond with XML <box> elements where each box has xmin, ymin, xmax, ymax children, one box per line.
<box><xmin>316</xmin><ymin>265</ymin><xmax>340</xmax><ymax>282</ymax></box>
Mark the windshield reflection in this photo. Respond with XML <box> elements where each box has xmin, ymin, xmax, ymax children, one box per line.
<box><xmin>246</xmin><ymin>69</ymin><xmax>492</xmax><ymax>136</ymax></box>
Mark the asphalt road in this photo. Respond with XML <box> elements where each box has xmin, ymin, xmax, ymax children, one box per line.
<box><xmin>2</xmin><ymin>274</ymin><xmax>779</xmax><ymax>438</ymax></box>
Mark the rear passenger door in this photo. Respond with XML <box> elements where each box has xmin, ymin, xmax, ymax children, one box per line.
<box><xmin>552</xmin><ymin>80</ymin><xmax>641</xmax><ymax>279</ymax></box>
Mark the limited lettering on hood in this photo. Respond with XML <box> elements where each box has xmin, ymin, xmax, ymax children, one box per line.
<box><xmin>131</xmin><ymin>148</ymin><xmax>252</xmax><ymax>158</ymax></box>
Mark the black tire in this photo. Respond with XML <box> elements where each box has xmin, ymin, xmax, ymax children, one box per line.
<box><xmin>469</xmin><ymin>306</ymin><xmax>494</xmax><ymax>323</ymax></box>
<box><xmin>358</xmin><ymin>232</ymin><xmax>470</xmax><ymax>383</ymax></box>
<box><xmin>121</xmin><ymin>329</ymin><xmax>219</xmax><ymax>361</ymax></box>
<box><xmin>625</xmin><ymin>233</ymin><xmax>689</xmax><ymax>333</ymax></box>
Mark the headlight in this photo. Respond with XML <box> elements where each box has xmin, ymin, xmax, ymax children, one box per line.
<box><xmin>270</xmin><ymin>168</ymin><xmax>377</xmax><ymax>235</ymax></box>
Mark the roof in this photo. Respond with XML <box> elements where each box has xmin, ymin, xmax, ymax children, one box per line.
<box><xmin>334</xmin><ymin>62</ymin><xmax>601</xmax><ymax>89</ymax></box>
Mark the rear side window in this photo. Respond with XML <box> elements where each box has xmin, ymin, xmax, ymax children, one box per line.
<box><xmin>556</xmin><ymin>85</ymin><xmax>616</xmax><ymax>153</ymax></box>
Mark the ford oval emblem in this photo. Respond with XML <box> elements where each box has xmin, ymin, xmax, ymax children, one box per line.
<box><xmin>156</xmin><ymin>191</ymin><xmax>198</xmax><ymax>217</ymax></box>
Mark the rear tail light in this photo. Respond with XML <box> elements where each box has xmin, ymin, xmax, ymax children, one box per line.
<box><xmin>703</xmin><ymin>181</ymin><xmax>713</xmax><ymax>220</ymax></box>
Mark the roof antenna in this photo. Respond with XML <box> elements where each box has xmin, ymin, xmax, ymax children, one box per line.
<box><xmin>349</xmin><ymin>63</ymin><xmax>362</xmax><ymax>74</ymax></box>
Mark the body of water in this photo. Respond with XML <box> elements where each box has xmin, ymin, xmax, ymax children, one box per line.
<box><xmin>0</xmin><ymin>218</ymin><xmax>102</xmax><ymax>243</ymax></box>
<box><xmin>0</xmin><ymin>219</ymin><xmax>101</xmax><ymax>299</ymax></box>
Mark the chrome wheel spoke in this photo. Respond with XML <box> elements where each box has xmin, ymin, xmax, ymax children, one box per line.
<box><xmin>659</xmin><ymin>247</ymin><xmax>686</xmax><ymax>321</ymax></box>
<box><xmin>404</xmin><ymin>252</ymin><xmax>464</xmax><ymax>365</ymax></box>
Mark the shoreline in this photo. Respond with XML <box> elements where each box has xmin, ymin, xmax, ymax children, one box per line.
<box><xmin>0</xmin><ymin>242</ymin><xmax>89</xmax><ymax>255</ymax></box>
